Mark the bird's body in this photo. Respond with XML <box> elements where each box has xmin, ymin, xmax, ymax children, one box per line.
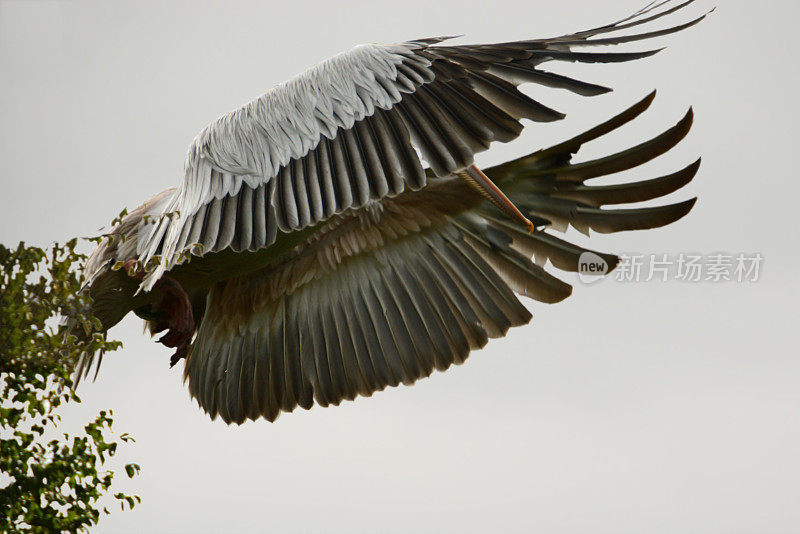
<box><xmin>78</xmin><ymin>1</ymin><xmax>710</xmax><ymax>423</ymax></box>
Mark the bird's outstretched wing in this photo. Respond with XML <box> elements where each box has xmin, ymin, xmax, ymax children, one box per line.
<box><xmin>135</xmin><ymin>0</ymin><xmax>708</xmax><ymax>291</ymax></box>
<box><xmin>185</xmin><ymin>92</ymin><xmax>699</xmax><ymax>423</ymax></box>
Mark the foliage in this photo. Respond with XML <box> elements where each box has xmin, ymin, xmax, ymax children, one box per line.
<box><xmin>0</xmin><ymin>240</ymin><xmax>139</xmax><ymax>532</ymax></box>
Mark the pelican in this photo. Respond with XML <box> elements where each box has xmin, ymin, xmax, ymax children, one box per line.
<box><xmin>76</xmin><ymin>1</ymin><xmax>710</xmax><ymax>423</ymax></box>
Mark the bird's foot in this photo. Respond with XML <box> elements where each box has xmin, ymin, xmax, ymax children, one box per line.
<box><xmin>150</xmin><ymin>275</ymin><xmax>194</xmax><ymax>367</ymax></box>
<box><xmin>124</xmin><ymin>258</ymin><xmax>194</xmax><ymax>367</ymax></box>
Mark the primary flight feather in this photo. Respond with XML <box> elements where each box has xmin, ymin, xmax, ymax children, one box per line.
<box><xmin>75</xmin><ymin>1</ymin><xmax>710</xmax><ymax>423</ymax></box>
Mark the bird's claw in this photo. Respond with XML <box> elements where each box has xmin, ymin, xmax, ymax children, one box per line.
<box><xmin>126</xmin><ymin>258</ymin><xmax>194</xmax><ymax>368</ymax></box>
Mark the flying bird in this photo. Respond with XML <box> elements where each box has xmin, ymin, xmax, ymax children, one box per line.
<box><xmin>76</xmin><ymin>1</ymin><xmax>710</xmax><ymax>423</ymax></box>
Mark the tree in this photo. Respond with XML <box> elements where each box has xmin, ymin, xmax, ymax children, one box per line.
<box><xmin>0</xmin><ymin>239</ymin><xmax>139</xmax><ymax>532</ymax></box>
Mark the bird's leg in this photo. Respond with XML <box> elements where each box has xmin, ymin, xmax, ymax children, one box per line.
<box><xmin>123</xmin><ymin>259</ymin><xmax>194</xmax><ymax>368</ymax></box>
<box><xmin>458</xmin><ymin>164</ymin><xmax>537</xmax><ymax>234</ymax></box>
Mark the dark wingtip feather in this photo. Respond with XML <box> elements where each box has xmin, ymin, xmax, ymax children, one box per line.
<box><xmin>545</xmin><ymin>105</ymin><xmax>694</xmax><ymax>183</ymax></box>
<box><xmin>532</xmin><ymin>48</ymin><xmax>666</xmax><ymax>65</ymax></box>
<box><xmin>563</xmin><ymin>12</ymin><xmax>711</xmax><ymax>47</ymax></box>
<box><xmin>579</xmin><ymin>197</ymin><xmax>698</xmax><ymax>233</ymax></box>
<box><xmin>679</xmin><ymin>106</ymin><xmax>694</xmax><ymax>130</ymax></box>
<box><xmin>604</xmin><ymin>254</ymin><xmax>621</xmax><ymax>274</ymax></box>
<box><xmin>557</xmin><ymin>88</ymin><xmax>658</xmax><ymax>151</ymax></box>
<box><xmin>588</xmin><ymin>85</ymin><xmax>614</xmax><ymax>97</ymax></box>
<box><xmin>557</xmin><ymin>156</ymin><xmax>702</xmax><ymax>207</ymax></box>
<box><xmin>550</xmin><ymin>281</ymin><xmax>573</xmax><ymax>304</ymax></box>
<box><xmin>651</xmin><ymin>196</ymin><xmax>698</xmax><ymax>229</ymax></box>
<box><xmin>410</xmin><ymin>35</ymin><xmax>463</xmax><ymax>46</ymax></box>
<box><xmin>486</xmin><ymin>90</ymin><xmax>661</xmax><ymax>180</ymax></box>
<box><xmin>646</xmin><ymin>46</ymin><xmax>667</xmax><ymax>58</ymax></box>
<box><xmin>678</xmin><ymin>157</ymin><xmax>702</xmax><ymax>186</ymax></box>
<box><xmin>675</xmin><ymin>196</ymin><xmax>698</xmax><ymax>219</ymax></box>
<box><xmin>655</xmin><ymin>197</ymin><xmax>698</xmax><ymax>227</ymax></box>
<box><xmin>642</xmin><ymin>88</ymin><xmax>658</xmax><ymax>106</ymax></box>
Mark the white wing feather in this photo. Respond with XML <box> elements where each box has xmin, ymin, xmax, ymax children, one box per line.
<box><xmin>137</xmin><ymin>43</ymin><xmax>427</xmax><ymax>288</ymax></box>
<box><xmin>132</xmin><ymin>1</ymin><xmax>708</xmax><ymax>292</ymax></box>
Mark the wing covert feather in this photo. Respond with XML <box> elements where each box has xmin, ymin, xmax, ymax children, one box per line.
<box><xmin>134</xmin><ymin>0</ymin><xmax>708</xmax><ymax>291</ymax></box>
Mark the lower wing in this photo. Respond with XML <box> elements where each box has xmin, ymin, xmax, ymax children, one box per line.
<box><xmin>185</xmin><ymin>92</ymin><xmax>699</xmax><ymax>423</ymax></box>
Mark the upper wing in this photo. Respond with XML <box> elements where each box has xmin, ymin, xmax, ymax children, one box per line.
<box><xmin>184</xmin><ymin>92</ymin><xmax>699</xmax><ymax>423</ymax></box>
<box><xmin>135</xmin><ymin>0</ymin><xmax>709</xmax><ymax>291</ymax></box>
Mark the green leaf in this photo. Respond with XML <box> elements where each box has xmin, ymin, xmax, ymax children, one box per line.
<box><xmin>0</xmin><ymin>239</ymin><xmax>139</xmax><ymax>533</ymax></box>
<box><xmin>124</xmin><ymin>463</ymin><xmax>140</xmax><ymax>478</ymax></box>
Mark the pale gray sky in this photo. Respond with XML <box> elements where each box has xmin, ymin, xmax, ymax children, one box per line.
<box><xmin>2</xmin><ymin>1</ymin><xmax>799</xmax><ymax>532</ymax></box>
